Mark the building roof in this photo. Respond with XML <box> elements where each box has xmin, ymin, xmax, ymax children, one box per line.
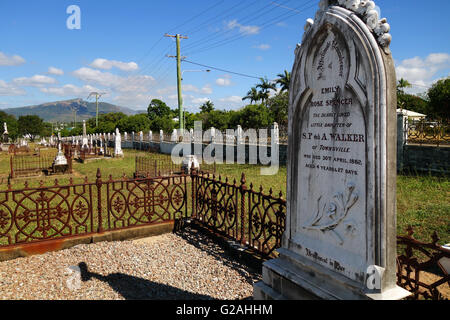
<box><xmin>396</xmin><ymin>109</ymin><xmax>427</xmax><ymax>118</ymax></box>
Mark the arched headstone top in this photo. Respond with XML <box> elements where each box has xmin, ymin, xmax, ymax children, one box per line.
<box><xmin>256</xmin><ymin>0</ymin><xmax>409</xmax><ymax>301</ymax></box>
<box><xmin>303</xmin><ymin>0</ymin><xmax>391</xmax><ymax>51</ymax></box>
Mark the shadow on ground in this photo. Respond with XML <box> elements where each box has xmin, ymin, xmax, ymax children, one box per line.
<box><xmin>78</xmin><ymin>262</ymin><xmax>213</xmax><ymax>300</ymax></box>
<box><xmin>175</xmin><ymin>226</ymin><xmax>262</xmax><ymax>287</ymax></box>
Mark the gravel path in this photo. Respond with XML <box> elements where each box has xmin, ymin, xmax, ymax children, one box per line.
<box><xmin>0</xmin><ymin>227</ymin><xmax>261</xmax><ymax>300</ymax></box>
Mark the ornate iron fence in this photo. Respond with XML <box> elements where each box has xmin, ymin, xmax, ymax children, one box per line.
<box><xmin>0</xmin><ymin>178</ymin><xmax>96</xmax><ymax>245</ymax></box>
<box><xmin>0</xmin><ymin>166</ymin><xmax>447</xmax><ymax>300</ymax></box>
<box><xmin>397</xmin><ymin>227</ymin><xmax>450</xmax><ymax>300</ymax></box>
<box><xmin>9</xmin><ymin>154</ymin><xmax>63</xmax><ymax>178</ymax></box>
<box><xmin>134</xmin><ymin>156</ymin><xmax>182</xmax><ymax>178</ymax></box>
<box><xmin>406</xmin><ymin>120</ymin><xmax>450</xmax><ymax>147</ymax></box>
<box><xmin>104</xmin><ymin>174</ymin><xmax>188</xmax><ymax>231</ymax></box>
<box><xmin>191</xmin><ymin>171</ymin><xmax>286</xmax><ymax>257</ymax></box>
<box><xmin>0</xmin><ymin>170</ymin><xmax>188</xmax><ymax>247</ymax></box>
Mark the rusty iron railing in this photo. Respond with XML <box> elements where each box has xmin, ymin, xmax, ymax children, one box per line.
<box><xmin>8</xmin><ymin>144</ymin><xmax>31</xmax><ymax>155</ymax></box>
<box><xmin>134</xmin><ymin>155</ymin><xmax>216</xmax><ymax>178</ymax></box>
<box><xmin>134</xmin><ymin>156</ymin><xmax>182</xmax><ymax>178</ymax></box>
<box><xmin>406</xmin><ymin>120</ymin><xmax>450</xmax><ymax>147</ymax></box>
<box><xmin>397</xmin><ymin>227</ymin><xmax>450</xmax><ymax>300</ymax></box>
<box><xmin>104</xmin><ymin>173</ymin><xmax>188</xmax><ymax>231</ymax></box>
<box><xmin>0</xmin><ymin>170</ymin><xmax>188</xmax><ymax>248</ymax></box>
<box><xmin>191</xmin><ymin>171</ymin><xmax>286</xmax><ymax>257</ymax></box>
<box><xmin>9</xmin><ymin>153</ymin><xmax>66</xmax><ymax>178</ymax></box>
<box><xmin>0</xmin><ymin>165</ymin><xmax>447</xmax><ymax>300</ymax></box>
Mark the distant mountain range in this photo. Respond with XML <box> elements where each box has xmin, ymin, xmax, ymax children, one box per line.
<box><xmin>3</xmin><ymin>99</ymin><xmax>143</xmax><ymax>122</ymax></box>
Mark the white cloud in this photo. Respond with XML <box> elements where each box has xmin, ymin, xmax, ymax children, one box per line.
<box><xmin>48</xmin><ymin>67</ymin><xmax>64</xmax><ymax>76</ymax></box>
<box><xmin>40</xmin><ymin>84</ymin><xmax>99</xmax><ymax>97</ymax></box>
<box><xmin>0</xmin><ymin>80</ymin><xmax>26</xmax><ymax>96</ymax></box>
<box><xmin>254</xmin><ymin>44</ymin><xmax>271</xmax><ymax>51</ymax></box>
<box><xmin>395</xmin><ymin>53</ymin><xmax>450</xmax><ymax>94</ymax></box>
<box><xmin>72</xmin><ymin>67</ymin><xmax>154</xmax><ymax>93</ymax></box>
<box><xmin>90</xmin><ymin>58</ymin><xmax>139</xmax><ymax>72</ymax></box>
<box><xmin>226</xmin><ymin>20</ymin><xmax>260</xmax><ymax>35</ymax></box>
<box><xmin>191</xmin><ymin>97</ymin><xmax>210</xmax><ymax>105</ymax></box>
<box><xmin>183</xmin><ymin>84</ymin><xmax>213</xmax><ymax>95</ymax></box>
<box><xmin>276</xmin><ymin>22</ymin><xmax>287</xmax><ymax>27</ymax></box>
<box><xmin>219</xmin><ymin>96</ymin><xmax>243</xmax><ymax>104</ymax></box>
<box><xmin>156</xmin><ymin>86</ymin><xmax>177</xmax><ymax>95</ymax></box>
<box><xmin>0</xmin><ymin>52</ymin><xmax>25</xmax><ymax>66</ymax></box>
<box><xmin>113</xmin><ymin>93</ymin><xmax>151</xmax><ymax>108</ymax></box>
<box><xmin>216</xmin><ymin>78</ymin><xmax>232</xmax><ymax>86</ymax></box>
<box><xmin>13</xmin><ymin>75</ymin><xmax>57</xmax><ymax>87</ymax></box>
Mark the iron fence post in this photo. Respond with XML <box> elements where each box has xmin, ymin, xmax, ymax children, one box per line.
<box><xmin>10</xmin><ymin>156</ymin><xmax>13</xmax><ymax>179</ymax></box>
<box><xmin>96</xmin><ymin>168</ymin><xmax>103</xmax><ymax>233</ymax></box>
<box><xmin>190</xmin><ymin>166</ymin><xmax>196</xmax><ymax>219</ymax></box>
<box><xmin>240</xmin><ymin>173</ymin><xmax>246</xmax><ymax>246</ymax></box>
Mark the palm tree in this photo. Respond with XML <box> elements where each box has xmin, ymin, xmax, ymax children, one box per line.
<box><xmin>397</xmin><ymin>78</ymin><xmax>412</xmax><ymax>111</ymax></box>
<box><xmin>276</xmin><ymin>70</ymin><xmax>291</xmax><ymax>93</ymax></box>
<box><xmin>256</xmin><ymin>77</ymin><xmax>277</xmax><ymax>105</ymax></box>
<box><xmin>200</xmin><ymin>100</ymin><xmax>215</xmax><ymax>113</ymax></box>
<box><xmin>242</xmin><ymin>87</ymin><xmax>261</xmax><ymax>104</ymax></box>
<box><xmin>397</xmin><ymin>78</ymin><xmax>412</xmax><ymax>94</ymax></box>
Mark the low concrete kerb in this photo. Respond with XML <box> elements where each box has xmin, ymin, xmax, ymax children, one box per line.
<box><xmin>0</xmin><ymin>221</ymin><xmax>175</xmax><ymax>262</ymax></box>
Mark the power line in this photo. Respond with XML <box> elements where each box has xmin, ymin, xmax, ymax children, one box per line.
<box><xmin>181</xmin><ymin>0</ymin><xmax>260</xmax><ymax>36</ymax></box>
<box><xmin>182</xmin><ymin>0</ymin><xmax>282</xmax><ymax>51</ymax></box>
<box><xmin>167</xmin><ymin>0</ymin><xmax>226</xmax><ymax>33</ymax></box>
<box><xmin>185</xmin><ymin>0</ymin><xmax>318</xmax><ymax>56</ymax></box>
<box><xmin>182</xmin><ymin>59</ymin><xmax>262</xmax><ymax>80</ymax></box>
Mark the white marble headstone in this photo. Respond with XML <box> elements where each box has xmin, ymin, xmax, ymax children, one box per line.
<box><xmin>255</xmin><ymin>0</ymin><xmax>409</xmax><ymax>300</ymax></box>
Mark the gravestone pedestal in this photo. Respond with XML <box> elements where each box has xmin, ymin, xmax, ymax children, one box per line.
<box><xmin>254</xmin><ymin>0</ymin><xmax>410</xmax><ymax>300</ymax></box>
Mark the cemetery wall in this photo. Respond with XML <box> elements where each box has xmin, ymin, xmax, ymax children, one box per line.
<box><xmin>397</xmin><ymin>115</ymin><xmax>450</xmax><ymax>174</ymax></box>
<box><xmin>110</xmin><ymin>140</ymin><xmax>289</xmax><ymax>166</ymax></box>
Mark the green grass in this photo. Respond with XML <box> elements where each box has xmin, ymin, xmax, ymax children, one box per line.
<box><xmin>0</xmin><ymin>148</ymin><xmax>448</xmax><ymax>244</ymax></box>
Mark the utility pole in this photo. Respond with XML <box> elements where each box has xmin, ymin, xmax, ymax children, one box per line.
<box><xmin>165</xmin><ymin>33</ymin><xmax>188</xmax><ymax>132</ymax></box>
<box><xmin>87</xmin><ymin>92</ymin><xmax>106</xmax><ymax>127</ymax></box>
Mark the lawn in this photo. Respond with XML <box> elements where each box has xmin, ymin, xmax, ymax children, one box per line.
<box><xmin>0</xmin><ymin>147</ymin><xmax>448</xmax><ymax>244</ymax></box>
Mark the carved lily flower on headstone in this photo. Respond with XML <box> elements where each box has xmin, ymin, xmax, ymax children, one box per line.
<box><xmin>303</xmin><ymin>183</ymin><xmax>359</xmax><ymax>245</ymax></box>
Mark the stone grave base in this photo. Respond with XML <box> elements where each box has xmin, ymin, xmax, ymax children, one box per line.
<box><xmin>254</xmin><ymin>248</ymin><xmax>411</xmax><ymax>300</ymax></box>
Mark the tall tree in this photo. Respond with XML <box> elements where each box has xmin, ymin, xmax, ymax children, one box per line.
<box><xmin>147</xmin><ymin>99</ymin><xmax>172</xmax><ymax>121</ymax></box>
<box><xmin>242</xmin><ymin>87</ymin><xmax>261</xmax><ymax>104</ymax></box>
<box><xmin>276</xmin><ymin>70</ymin><xmax>291</xmax><ymax>93</ymax></box>
<box><xmin>200</xmin><ymin>100</ymin><xmax>215</xmax><ymax>113</ymax></box>
<box><xmin>268</xmin><ymin>91</ymin><xmax>289</xmax><ymax>127</ymax></box>
<box><xmin>397</xmin><ymin>78</ymin><xmax>412</xmax><ymax>94</ymax></box>
<box><xmin>426</xmin><ymin>77</ymin><xmax>450</xmax><ymax>120</ymax></box>
<box><xmin>18</xmin><ymin>115</ymin><xmax>44</xmax><ymax>141</ymax></box>
<box><xmin>256</xmin><ymin>77</ymin><xmax>277</xmax><ymax>105</ymax></box>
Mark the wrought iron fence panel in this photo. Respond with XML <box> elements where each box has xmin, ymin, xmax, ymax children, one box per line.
<box><xmin>105</xmin><ymin>175</ymin><xmax>188</xmax><ymax>231</ymax></box>
<box><xmin>0</xmin><ymin>181</ymin><xmax>95</xmax><ymax>246</ymax></box>
<box><xmin>247</xmin><ymin>186</ymin><xmax>286</xmax><ymax>257</ymax></box>
<box><xmin>135</xmin><ymin>156</ymin><xmax>182</xmax><ymax>178</ymax></box>
<box><xmin>397</xmin><ymin>227</ymin><xmax>450</xmax><ymax>300</ymax></box>
<box><xmin>193</xmin><ymin>173</ymin><xmax>240</xmax><ymax>240</ymax></box>
<box><xmin>10</xmin><ymin>154</ymin><xmax>59</xmax><ymax>178</ymax></box>
<box><xmin>406</xmin><ymin>121</ymin><xmax>450</xmax><ymax>146</ymax></box>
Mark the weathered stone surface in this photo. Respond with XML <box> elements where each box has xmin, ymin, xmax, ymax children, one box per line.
<box><xmin>255</xmin><ymin>1</ymin><xmax>410</xmax><ymax>300</ymax></box>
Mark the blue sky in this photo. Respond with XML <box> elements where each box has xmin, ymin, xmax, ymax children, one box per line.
<box><xmin>0</xmin><ymin>0</ymin><xmax>449</xmax><ymax>113</ymax></box>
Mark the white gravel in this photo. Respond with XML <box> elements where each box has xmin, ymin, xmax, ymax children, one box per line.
<box><xmin>0</xmin><ymin>227</ymin><xmax>261</xmax><ymax>300</ymax></box>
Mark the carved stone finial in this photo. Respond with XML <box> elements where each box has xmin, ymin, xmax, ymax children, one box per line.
<box><xmin>304</xmin><ymin>0</ymin><xmax>391</xmax><ymax>48</ymax></box>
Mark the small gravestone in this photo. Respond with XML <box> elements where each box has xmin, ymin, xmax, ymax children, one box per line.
<box><xmin>114</xmin><ymin>128</ymin><xmax>124</xmax><ymax>157</ymax></box>
<box><xmin>3</xmin><ymin>122</ymin><xmax>8</xmax><ymax>143</ymax></box>
<box><xmin>254</xmin><ymin>0</ymin><xmax>410</xmax><ymax>300</ymax></box>
<box><xmin>82</xmin><ymin>120</ymin><xmax>88</xmax><ymax>149</ymax></box>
